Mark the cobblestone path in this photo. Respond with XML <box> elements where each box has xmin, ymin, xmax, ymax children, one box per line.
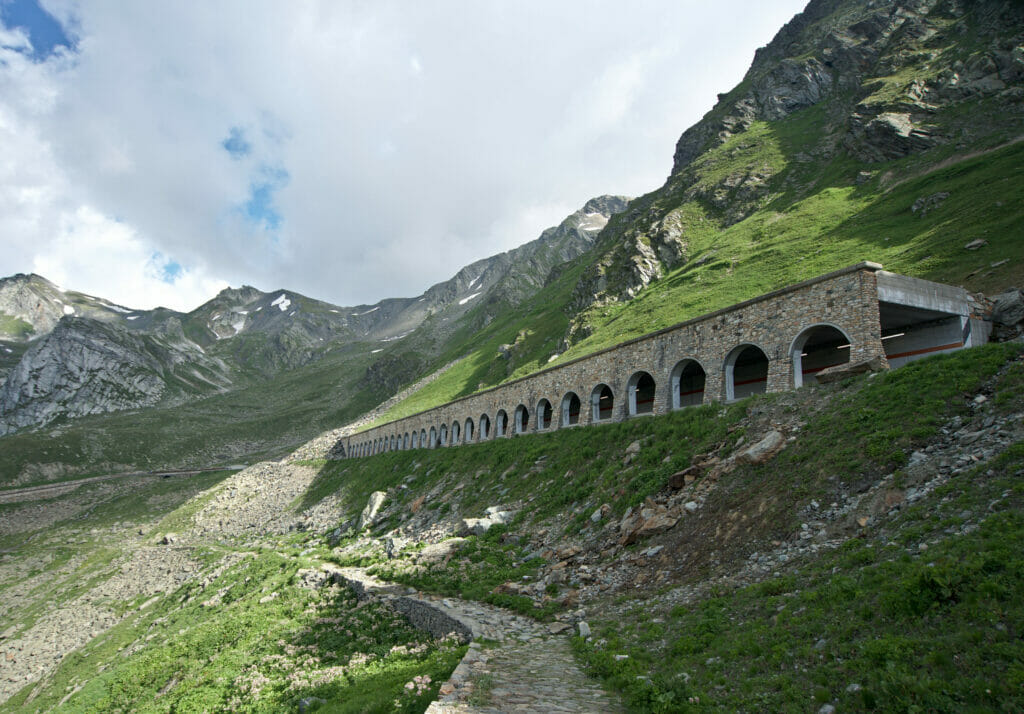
<box><xmin>336</xmin><ymin>568</ymin><xmax>622</xmax><ymax>713</ymax></box>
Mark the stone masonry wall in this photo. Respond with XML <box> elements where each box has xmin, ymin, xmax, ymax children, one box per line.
<box><xmin>343</xmin><ymin>263</ymin><xmax>890</xmax><ymax>457</ymax></box>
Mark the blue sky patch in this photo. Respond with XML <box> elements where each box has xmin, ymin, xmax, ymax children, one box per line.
<box><xmin>221</xmin><ymin>126</ymin><xmax>251</xmax><ymax>158</ymax></box>
<box><xmin>0</xmin><ymin>0</ymin><xmax>73</xmax><ymax>60</ymax></box>
<box><xmin>150</xmin><ymin>253</ymin><xmax>183</xmax><ymax>283</ymax></box>
<box><xmin>148</xmin><ymin>252</ymin><xmax>183</xmax><ymax>284</ymax></box>
<box><xmin>242</xmin><ymin>164</ymin><xmax>288</xmax><ymax>231</ymax></box>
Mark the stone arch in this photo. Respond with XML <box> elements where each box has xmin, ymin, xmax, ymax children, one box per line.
<box><xmin>627</xmin><ymin>371</ymin><xmax>656</xmax><ymax>416</ymax></box>
<box><xmin>439</xmin><ymin>423</ymin><xmax>448</xmax><ymax>446</ymax></box>
<box><xmin>403</xmin><ymin>433</ymin><xmax>409</xmax><ymax>450</ymax></box>
<box><xmin>411</xmin><ymin>431</ymin><xmax>419</xmax><ymax>449</ymax></box>
<box><xmin>790</xmin><ymin>323</ymin><xmax>852</xmax><ymax>388</ymax></box>
<box><xmin>591</xmin><ymin>383</ymin><xmax>614</xmax><ymax>422</ymax></box>
<box><xmin>560</xmin><ymin>391</ymin><xmax>581</xmax><ymax>427</ymax></box>
<box><xmin>670</xmin><ymin>358</ymin><xmax>707</xmax><ymax>408</ymax></box>
<box><xmin>465</xmin><ymin>417</ymin><xmax>475</xmax><ymax>442</ymax></box>
<box><xmin>429</xmin><ymin>426</ymin><xmax>437</xmax><ymax>448</ymax></box>
<box><xmin>451</xmin><ymin>420</ymin><xmax>461</xmax><ymax>445</ymax></box>
<box><xmin>514</xmin><ymin>404</ymin><xmax>529</xmax><ymax>434</ymax></box>
<box><xmin>420</xmin><ymin>429</ymin><xmax>427</xmax><ymax>448</ymax></box>
<box><xmin>537</xmin><ymin>398</ymin><xmax>553</xmax><ymax>430</ymax></box>
<box><xmin>724</xmin><ymin>343</ymin><xmax>769</xmax><ymax>400</ymax></box>
<box><xmin>479</xmin><ymin>414</ymin><xmax>491</xmax><ymax>440</ymax></box>
<box><xmin>390</xmin><ymin>435</ymin><xmax>396</xmax><ymax>451</ymax></box>
<box><xmin>495</xmin><ymin>410</ymin><xmax>508</xmax><ymax>438</ymax></box>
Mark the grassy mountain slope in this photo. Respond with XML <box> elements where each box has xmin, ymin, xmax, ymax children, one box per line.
<box><xmin>372</xmin><ymin>0</ymin><xmax>1024</xmax><ymax>423</ymax></box>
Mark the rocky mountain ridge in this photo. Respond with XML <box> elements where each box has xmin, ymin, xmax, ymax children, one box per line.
<box><xmin>0</xmin><ymin>196</ymin><xmax>628</xmax><ymax>436</ymax></box>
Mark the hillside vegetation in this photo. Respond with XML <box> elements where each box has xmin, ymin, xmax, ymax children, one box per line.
<box><xmin>1</xmin><ymin>342</ymin><xmax>1020</xmax><ymax>712</ymax></box>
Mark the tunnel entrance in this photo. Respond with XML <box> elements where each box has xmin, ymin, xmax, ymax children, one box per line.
<box><xmin>726</xmin><ymin>345</ymin><xmax>769</xmax><ymax>400</ymax></box>
<box><xmin>591</xmin><ymin>384</ymin><xmax>614</xmax><ymax>421</ymax></box>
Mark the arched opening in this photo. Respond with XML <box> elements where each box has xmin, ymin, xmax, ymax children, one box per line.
<box><xmin>591</xmin><ymin>384</ymin><xmax>614</xmax><ymax>422</ymax></box>
<box><xmin>411</xmin><ymin>431</ymin><xmax>419</xmax><ymax>449</ymax></box>
<box><xmin>479</xmin><ymin>414</ymin><xmax>491</xmax><ymax>440</ymax></box>
<box><xmin>451</xmin><ymin>420</ymin><xmax>461</xmax><ymax>444</ymax></box>
<box><xmin>791</xmin><ymin>324</ymin><xmax>851</xmax><ymax>388</ymax></box>
<box><xmin>627</xmin><ymin>371</ymin><xmax>656</xmax><ymax>415</ymax></box>
<box><xmin>561</xmin><ymin>392</ymin><xmax>581</xmax><ymax>426</ymax></box>
<box><xmin>429</xmin><ymin>426</ymin><xmax>437</xmax><ymax>448</ymax></box>
<box><xmin>537</xmin><ymin>399</ymin><xmax>553</xmax><ymax>430</ymax></box>
<box><xmin>496</xmin><ymin>410</ymin><xmax>508</xmax><ymax>437</ymax></box>
<box><xmin>465</xmin><ymin>417</ymin><xmax>474</xmax><ymax>442</ymax></box>
<box><xmin>403</xmin><ymin>433</ymin><xmax>409</xmax><ymax>450</ymax></box>
<box><xmin>514</xmin><ymin>404</ymin><xmax>529</xmax><ymax>434</ymax></box>
<box><xmin>420</xmin><ymin>429</ymin><xmax>427</xmax><ymax>448</ymax></box>
<box><xmin>671</xmin><ymin>359</ymin><xmax>707</xmax><ymax>408</ymax></box>
<box><xmin>725</xmin><ymin>344</ymin><xmax>769</xmax><ymax>400</ymax></box>
<box><xmin>390</xmin><ymin>435</ymin><xmax>396</xmax><ymax>451</ymax></box>
<box><xmin>439</xmin><ymin>424</ymin><xmax>448</xmax><ymax>446</ymax></box>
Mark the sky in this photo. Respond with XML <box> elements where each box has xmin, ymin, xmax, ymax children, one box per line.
<box><xmin>0</xmin><ymin>0</ymin><xmax>808</xmax><ymax>312</ymax></box>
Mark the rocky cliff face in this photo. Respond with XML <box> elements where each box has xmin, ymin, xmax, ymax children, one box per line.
<box><xmin>0</xmin><ymin>317</ymin><xmax>233</xmax><ymax>435</ymax></box>
<box><xmin>564</xmin><ymin>0</ymin><xmax>1024</xmax><ymax>342</ymax></box>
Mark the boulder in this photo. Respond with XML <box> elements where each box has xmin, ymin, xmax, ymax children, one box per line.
<box><xmin>815</xmin><ymin>355</ymin><xmax>887</xmax><ymax>384</ymax></box>
<box><xmin>459</xmin><ymin>507</ymin><xmax>515</xmax><ymax>536</ymax></box>
<box><xmin>668</xmin><ymin>465</ymin><xmax>700</xmax><ymax>489</ymax></box>
<box><xmin>991</xmin><ymin>289</ymin><xmax>1024</xmax><ymax>338</ymax></box>
<box><xmin>619</xmin><ymin>498</ymin><xmax>680</xmax><ymax>545</ymax></box>
<box><xmin>357</xmin><ymin>491</ymin><xmax>387</xmax><ymax>531</ymax></box>
<box><xmin>847</xmin><ymin>112</ymin><xmax>939</xmax><ymax>162</ymax></box>
<box><xmin>735</xmin><ymin>430</ymin><xmax>786</xmax><ymax>465</ymax></box>
<box><xmin>460</xmin><ymin>518</ymin><xmax>495</xmax><ymax>536</ymax></box>
<box><xmin>417</xmin><ymin>538</ymin><xmax>467</xmax><ymax>564</ymax></box>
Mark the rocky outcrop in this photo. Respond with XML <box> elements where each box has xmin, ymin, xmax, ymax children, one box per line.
<box><xmin>845</xmin><ymin>111</ymin><xmax>940</xmax><ymax>162</ymax></box>
<box><xmin>0</xmin><ymin>317</ymin><xmax>233</xmax><ymax>435</ymax></box>
<box><xmin>991</xmin><ymin>288</ymin><xmax>1024</xmax><ymax>340</ymax></box>
<box><xmin>358</xmin><ymin>491</ymin><xmax>388</xmax><ymax>531</ymax></box>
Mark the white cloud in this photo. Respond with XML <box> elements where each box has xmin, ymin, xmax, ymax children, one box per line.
<box><xmin>1</xmin><ymin>0</ymin><xmax>808</xmax><ymax>309</ymax></box>
<box><xmin>31</xmin><ymin>205</ymin><xmax>227</xmax><ymax>310</ymax></box>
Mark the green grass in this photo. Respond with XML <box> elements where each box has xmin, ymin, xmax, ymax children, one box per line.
<box><xmin>369</xmin><ymin>528</ymin><xmax>558</xmax><ymax>620</ymax></box>
<box><xmin>4</xmin><ymin>551</ymin><xmax>464</xmax><ymax>713</ymax></box>
<box><xmin>0</xmin><ymin>312</ymin><xmax>34</xmax><ymax>340</ymax></box>
<box><xmin>574</xmin><ymin>443</ymin><xmax>1024</xmax><ymax>712</ymax></box>
<box><xmin>306</xmin><ymin>399</ymin><xmax>746</xmax><ymax>530</ymax></box>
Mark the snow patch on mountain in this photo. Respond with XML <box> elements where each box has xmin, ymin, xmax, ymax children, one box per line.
<box><xmin>271</xmin><ymin>294</ymin><xmax>291</xmax><ymax>311</ymax></box>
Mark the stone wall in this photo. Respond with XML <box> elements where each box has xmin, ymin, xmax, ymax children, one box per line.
<box><xmin>344</xmin><ymin>263</ymin><xmax>893</xmax><ymax>457</ymax></box>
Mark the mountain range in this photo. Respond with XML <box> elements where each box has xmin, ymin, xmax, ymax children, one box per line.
<box><xmin>1</xmin><ymin>0</ymin><xmax>1022</xmax><ymax>485</ymax></box>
